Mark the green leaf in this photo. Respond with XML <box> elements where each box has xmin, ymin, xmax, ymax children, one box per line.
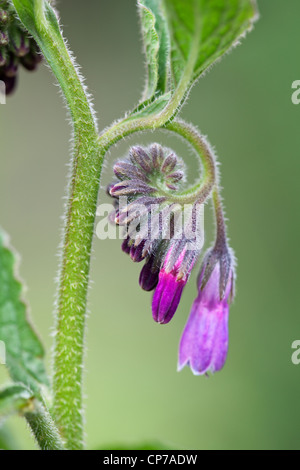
<box><xmin>126</xmin><ymin>92</ymin><xmax>172</xmax><ymax>121</ymax></box>
<box><xmin>136</xmin><ymin>0</ymin><xmax>257</xmax><ymax>121</ymax></box>
<box><xmin>163</xmin><ymin>0</ymin><xmax>258</xmax><ymax>89</ymax></box>
<box><xmin>139</xmin><ymin>1</ymin><xmax>160</xmax><ymax>99</ymax></box>
<box><xmin>0</xmin><ymin>384</ymin><xmax>34</xmax><ymax>420</ymax></box>
<box><xmin>138</xmin><ymin>0</ymin><xmax>170</xmax><ymax>98</ymax></box>
<box><xmin>0</xmin><ymin>230</ymin><xmax>49</xmax><ymax>395</ymax></box>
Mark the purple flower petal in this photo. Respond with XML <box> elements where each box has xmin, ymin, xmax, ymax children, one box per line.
<box><xmin>178</xmin><ymin>300</ymin><xmax>229</xmax><ymax>375</ymax></box>
<box><xmin>152</xmin><ymin>271</ymin><xmax>185</xmax><ymax>324</ymax></box>
<box><xmin>178</xmin><ymin>263</ymin><xmax>232</xmax><ymax>375</ymax></box>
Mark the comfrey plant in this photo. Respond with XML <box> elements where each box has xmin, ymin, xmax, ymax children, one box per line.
<box><xmin>0</xmin><ymin>0</ymin><xmax>257</xmax><ymax>451</ymax></box>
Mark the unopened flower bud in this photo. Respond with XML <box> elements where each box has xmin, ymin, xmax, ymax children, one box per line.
<box><xmin>200</xmin><ymin>245</ymin><xmax>234</xmax><ymax>301</ymax></box>
<box><xmin>0</xmin><ymin>30</ymin><xmax>8</xmax><ymax>46</ymax></box>
<box><xmin>130</xmin><ymin>146</ymin><xmax>153</xmax><ymax>173</ymax></box>
<box><xmin>4</xmin><ymin>53</ymin><xmax>18</xmax><ymax>77</ymax></box>
<box><xmin>152</xmin><ymin>242</ymin><xmax>197</xmax><ymax>324</ymax></box>
<box><xmin>108</xmin><ymin>143</ymin><xmax>204</xmax><ymax>326</ymax></box>
<box><xmin>0</xmin><ymin>73</ymin><xmax>17</xmax><ymax>95</ymax></box>
<box><xmin>0</xmin><ymin>1</ymin><xmax>43</xmax><ymax>94</ymax></box>
<box><xmin>0</xmin><ymin>47</ymin><xmax>7</xmax><ymax>66</ymax></box>
<box><xmin>0</xmin><ymin>10</ymin><xmax>9</xmax><ymax>25</ymax></box>
<box><xmin>10</xmin><ymin>27</ymin><xmax>30</xmax><ymax>57</ymax></box>
<box><xmin>161</xmin><ymin>153</ymin><xmax>177</xmax><ymax>174</ymax></box>
<box><xmin>139</xmin><ymin>255</ymin><xmax>159</xmax><ymax>291</ymax></box>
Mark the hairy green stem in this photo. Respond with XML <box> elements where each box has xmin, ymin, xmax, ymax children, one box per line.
<box><xmin>35</xmin><ymin>15</ymin><xmax>101</xmax><ymax>450</ymax></box>
<box><xmin>212</xmin><ymin>186</ymin><xmax>227</xmax><ymax>244</ymax></box>
<box><xmin>41</xmin><ymin>22</ymin><xmax>101</xmax><ymax>452</ymax></box>
<box><xmin>11</xmin><ymin>0</ymin><xmax>101</xmax><ymax>449</ymax></box>
<box><xmin>97</xmin><ymin>6</ymin><xmax>201</xmax><ymax>145</ymax></box>
<box><xmin>25</xmin><ymin>401</ymin><xmax>65</xmax><ymax>450</ymax></box>
<box><xmin>164</xmin><ymin>119</ymin><xmax>216</xmax><ymax>203</ymax></box>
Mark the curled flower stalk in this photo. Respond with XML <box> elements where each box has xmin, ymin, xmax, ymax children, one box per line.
<box><xmin>108</xmin><ymin>120</ymin><xmax>218</xmax><ymax>327</ymax></box>
<box><xmin>108</xmin><ymin>129</ymin><xmax>236</xmax><ymax>376</ymax></box>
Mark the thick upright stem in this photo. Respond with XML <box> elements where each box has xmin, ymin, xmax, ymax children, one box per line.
<box><xmin>41</xmin><ymin>28</ymin><xmax>101</xmax><ymax>453</ymax></box>
<box><xmin>39</xmin><ymin>24</ymin><xmax>101</xmax><ymax>452</ymax></box>
<box><xmin>53</xmin><ymin>127</ymin><xmax>101</xmax><ymax>448</ymax></box>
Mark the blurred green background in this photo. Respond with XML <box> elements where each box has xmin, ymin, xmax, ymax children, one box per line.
<box><xmin>1</xmin><ymin>0</ymin><xmax>300</xmax><ymax>450</ymax></box>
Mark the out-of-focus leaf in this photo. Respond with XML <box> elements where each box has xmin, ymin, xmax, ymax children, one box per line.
<box><xmin>0</xmin><ymin>384</ymin><xmax>34</xmax><ymax>419</ymax></box>
<box><xmin>0</xmin><ymin>230</ymin><xmax>49</xmax><ymax>395</ymax></box>
<box><xmin>0</xmin><ymin>424</ymin><xmax>19</xmax><ymax>450</ymax></box>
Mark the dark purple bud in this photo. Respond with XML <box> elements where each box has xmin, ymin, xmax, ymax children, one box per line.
<box><xmin>4</xmin><ymin>54</ymin><xmax>18</xmax><ymax>77</ymax></box>
<box><xmin>20</xmin><ymin>50</ymin><xmax>42</xmax><ymax>71</ymax></box>
<box><xmin>126</xmin><ymin>213</ymin><xmax>150</xmax><ymax>245</ymax></box>
<box><xmin>161</xmin><ymin>153</ymin><xmax>177</xmax><ymax>174</ymax></box>
<box><xmin>167</xmin><ymin>171</ymin><xmax>184</xmax><ymax>183</ymax></box>
<box><xmin>125</xmin><ymin>196</ymin><xmax>167</xmax><ymax>224</ymax></box>
<box><xmin>150</xmin><ymin>143</ymin><xmax>164</xmax><ymax>169</ymax></box>
<box><xmin>106</xmin><ymin>182</ymin><xmax>118</xmax><ymax>198</ymax></box>
<box><xmin>110</xmin><ymin>180</ymin><xmax>156</xmax><ymax>197</ymax></box>
<box><xmin>10</xmin><ymin>29</ymin><xmax>30</xmax><ymax>57</ymax></box>
<box><xmin>0</xmin><ymin>11</ymin><xmax>9</xmax><ymax>25</ymax></box>
<box><xmin>125</xmin><ymin>196</ymin><xmax>164</xmax><ymax>211</ymax></box>
<box><xmin>121</xmin><ymin>237</ymin><xmax>131</xmax><ymax>255</ymax></box>
<box><xmin>117</xmin><ymin>202</ymin><xmax>150</xmax><ymax>226</ymax></box>
<box><xmin>130</xmin><ymin>146</ymin><xmax>153</xmax><ymax>173</ymax></box>
<box><xmin>130</xmin><ymin>240</ymin><xmax>146</xmax><ymax>263</ymax></box>
<box><xmin>0</xmin><ymin>74</ymin><xmax>17</xmax><ymax>95</ymax></box>
<box><xmin>0</xmin><ymin>7</ymin><xmax>42</xmax><ymax>96</ymax></box>
<box><xmin>108</xmin><ymin>144</ymin><xmax>186</xmax><ymax>207</ymax></box>
<box><xmin>0</xmin><ymin>47</ymin><xmax>7</xmax><ymax>66</ymax></box>
<box><xmin>106</xmin><ymin>144</ymin><xmax>194</xmax><ymax>317</ymax></box>
<box><xmin>113</xmin><ymin>161</ymin><xmax>148</xmax><ymax>182</ymax></box>
<box><xmin>166</xmin><ymin>183</ymin><xmax>177</xmax><ymax>191</ymax></box>
<box><xmin>117</xmin><ymin>195</ymin><xmax>165</xmax><ymax>227</ymax></box>
<box><xmin>0</xmin><ymin>30</ymin><xmax>8</xmax><ymax>46</ymax></box>
<box><xmin>139</xmin><ymin>256</ymin><xmax>159</xmax><ymax>291</ymax></box>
